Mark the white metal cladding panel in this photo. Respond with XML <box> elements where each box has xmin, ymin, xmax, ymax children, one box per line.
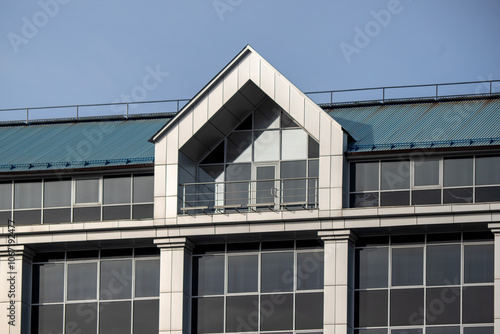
<box><xmin>275</xmin><ymin>74</ymin><xmax>290</xmax><ymax>111</ymax></box>
<box><xmin>305</xmin><ymin>99</ymin><xmax>321</xmax><ymax>140</ymax></box>
<box><xmin>192</xmin><ymin>96</ymin><xmax>209</xmax><ymax>136</ymax></box>
<box><xmin>237</xmin><ymin>53</ymin><xmax>251</xmax><ymax>87</ymax></box>
<box><xmin>249</xmin><ymin>53</ymin><xmax>261</xmax><ymax>86</ymax></box>
<box><xmin>177</xmin><ymin>111</ymin><xmax>193</xmax><ymax>149</ymax></box>
<box><xmin>289</xmin><ymin>87</ymin><xmax>305</xmax><ymax>126</ymax></box>
<box><xmin>260</xmin><ymin>60</ymin><xmax>275</xmax><ymax>99</ymax></box>
<box><xmin>207</xmin><ymin>79</ymin><xmax>224</xmax><ymax>119</ymax></box>
<box><xmin>223</xmin><ymin>65</ymin><xmax>239</xmax><ymax>105</ymax></box>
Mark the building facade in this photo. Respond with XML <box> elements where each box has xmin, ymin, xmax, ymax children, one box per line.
<box><xmin>0</xmin><ymin>46</ymin><xmax>499</xmax><ymax>334</ymax></box>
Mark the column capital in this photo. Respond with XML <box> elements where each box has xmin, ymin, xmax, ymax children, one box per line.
<box><xmin>154</xmin><ymin>237</ymin><xmax>195</xmax><ymax>251</ymax></box>
<box><xmin>0</xmin><ymin>244</ymin><xmax>36</xmax><ymax>259</ymax></box>
<box><xmin>318</xmin><ymin>229</ymin><xmax>357</xmax><ymax>243</ymax></box>
<box><xmin>489</xmin><ymin>223</ymin><xmax>500</xmax><ymax>234</ymax></box>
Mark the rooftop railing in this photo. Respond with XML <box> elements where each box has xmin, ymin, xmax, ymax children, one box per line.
<box><xmin>1</xmin><ymin>80</ymin><xmax>499</xmax><ymax>124</ymax></box>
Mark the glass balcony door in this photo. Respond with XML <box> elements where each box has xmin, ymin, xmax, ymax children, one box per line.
<box><xmin>254</xmin><ymin>163</ymin><xmax>279</xmax><ymax>210</ymax></box>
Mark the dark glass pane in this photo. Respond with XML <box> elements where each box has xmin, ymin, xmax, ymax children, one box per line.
<box><xmin>295</xmin><ymin>293</ymin><xmax>323</xmax><ymax>329</ymax></box>
<box><xmin>201</xmin><ymin>142</ymin><xmax>225</xmax><ymax>164</ymax></box>
<box><xmin>464</xmin><ymin>244</ymin><xmax>494</xmax><ymax>283</ymax></box>
<box><xmin>296</xmin><ymin>239</ymin><xmax>323</xmax><ymax>249</ymax></box>
<box><xmin>101</xmin><ymin>248</ymin><xmax>133</xmax><ymax>258</ymax></box>
<box><xmin>13</xmin><ymin>210</ymin><xmax>41</xmax><ymax>225</ymax></box>
<box><xmin>381</xmin><ymin>161</ymin><xmax>410</xmax><ymax>190</ymax></box>
<box><xmin>192</xmin><ymin>297</ymin><xmax>224</xmax><ymax>334</ymax></box>
<box><xmin>227</xmin><ymin>132</ymin><xmax>252</xmax><ymax>163</ymax></box>
<box><xmin>235</xmin><ymin>114</ymin><xmax>252</xmax><ymax>130</ymax></box>
<box><xmin>99</xmin><ymin>301</ymin><xmax>131</xmax><ymax>334</ymax></box>
<box><xmin>100</xmin><ymin>260</ymin><xmax>132</xmax><ymax>300</ymax></box>
<box><xmin>350</xmin><ymin>162</ymin><xmax>379</xmax><ymax>192</ymax></box>
<box><xmin>414</xmin><ymin>159</ymin><xmax>439</xmax><ymax>186</ymax></box>
<box><xmin>133</xmin><ymin>300</ymin><xmax>159</xmax><ymax>334</ymax></box>
<box><xmin>281</xmin><ymin>112</ymin><xmax>299</xmax><ymax>128</ymax></box>
<box><xmin>260</xmin><ymin>294</ymin><xmax>293</xmax><ymax>331</ymax></box>
<box><xmin>350</xmin><ymin>193</ymin><xmax>379</xmax><ymax>207</ymax></box>
<box><xmin>135</xmin><ymin>259</ymin><xmax>160</xmax><ymax>297</ymax></box>
<box><xmin>475</xmin><ymin>156</ymin><xmax>500</xmax><ymax>185</ymax></box>
<box><xmin>355</xmin><ymin>247</ymin><xmax>388</xmax><ymax>289</ymax></box>
<box><xmin>355</xmin><ymin>330</ymin><xmax>387</xmax><ymax>334</ymax></box>
<box><xmin>256</xmin><ymin>165</ymin><xmax>276</xmax><ymax>205</ymax></box>
<box><xmin>33</xmin><ymin>252</ymin><xmax>65</xmax><ymax>262</ymax></box>
<box><xmin>391</xmin><ymin>234</ymin><xmax>425</xmax><ymax>244</ymax></box>
<box><xmin>75</xmin><ymin>178</ymin><xmax>99</xmax><ymax>203</ymax></box>
<box><xmin>67</xmin><ymin>250</ymin><xmax>99</xmax><ymax>260</ymax></box>
<box><xmin>464</xmin><ymin>231</ymin><xmax>494</xmax><ymax>241</ymax></box>
<box><xmin>227</xmin><ymin>242</ymin><xmax>259</xmax><ymax>252</ymax></box>
<box><xmin>281</xmin><ymin>161</ymin><xmax>307</xmax><ymax>203</ymax></box>
<box><xmin>261</xmin><ymin>252</ymin><xmax>294</xmax><ymax>292</ymax></box>
<box><xmin>443</xmin><ymin>188</ymin><xmax>473</xmax><ymax>204</ymax></box>
<box><xmin>32</xmin><ymin>263</ymin><xmax>64</xmax><ymax>303</ymax></box>
<box><xmin>228</xmin><ymin>255</ymin><xmax>258</xmax><ymax>293</ymax></box>
<box><xmin>426</xmin><ymin>287</ymin><xmax>460</xmax><ymax>325</ymax></box>
<box><xmin>225</xmin><ymin>163</ymin><xmax>251</xmax><ymax>207</ymax></box>
<box><xmin>134</xmin><ymin>247</ymin><xmax>160</xmax><ymax>257</ymax></box>
<box><xmin>297</xmin><ymin>251</ymin><xmax>324</xmax><ymax>290</ymax></box>
<box><xmin>308</xmin><ymin>136</ymin><xmax>320</xmax><ymax>159</ymax></box>
<box><xmin>226</xmin><ymin>295</ymin><xmax>258</xmax><ymax>332</ymax></box>
<box><xmin>193</xmin><ymin>255</ymin><xmax>224</xmax><ymax>296</ymax></box>
<box><xmin>133</xmin><ymin>174</ymin><xmax>153</xmax><ymax>203</ymax></box>
<box><xmin>426</xmin><ymin>244</ymin><xmax>461</xmax><ymax>286</ymax></box>
<box><xmin>103</xmin><ymin>205</ymin><xmax>130</xmax><ymax>220</ymax></box>
<box><xmin>412</xmin><ymin>189</ymin><xmax>441</xmax><ymax>205</ymax></box>
<box><xmin>463</xmin><ymin>286</ymin><xmax>494</xmax><ymax>324</ymax></box>
<box><xmin>475</xmin><ymin>186</ymin><xmax>500</xmax><ymax>202</ymax></box>
<box><xmin>0</xmin><ymin>211</ymin><xmax>11</xmax><ymax>223</ymax></box>
<box><xmin>392</xmin><ymin>247</ymin><xmax>423</xmax><ymax>286</ymax></box>
<box><xmin>391</xmin><ymin>330</ymin><xmax>422</xmax><ymax>334</ymax></box>
<box><xmin>31</xmin><ymin>305</ymin><xmax>63</xmax><ymax>334</ymax></box>
<box><xmin>427</xmin><ymin>233</ymin><xmax>461</xmax><ymax>243</ymax></box>
<box><xmin>67</xmin><ymin>262</ymin><xmax>97</xmax><ymax>300</ymax></box>
<box><xmin>66</xmin><ymin>303</ymin><xmax>97</xmax><ymax>334</ymax></box>
<box><xmin>261</xmin><ymin>240</ymin><xmax>294</xmax><ymax>250</ymax></box>
<box><xmin>355</xmin><ymin>290</ymin><xmax>388</xmax><ymax>327</ymax></box>
<box><xmin>463</xmin><ymin>327</ymin><xmax>494</xmax><ymax>334</ymax></box>
<box><xmin>132</xmin><ymin>204</ymin><xmax>153</xmax><ymax>219</ymax></box>
<box><xmin>73</xmin><ymin>207</ymin><xmax>100</xmax><ymax>222</ymax></box>
<box><xmin>0</xmin><ymin>182</ymin><xmax>12</xmax><ymax>210</ymax></box>
<box><xmin>380</xmin><ymin>191</ymin><xmax>410</xmax><ymax>206</ymax></box>
<box><xmin>194</xmin><ymin>244</ymin><xmax>225</xmax><ymax>255</ymax></box>
<box><xmin>14</xmin><ymin>180</ymin><xmax>41</xmax><ymax>209</ymax></box>
<box><xmin>426</xmin><ymin>327</ymin><xmax>460</xmax><ymax>334</ymax></box>
<box><xmin>44</xmin><ymin>179</ymin><xmax>71</xmax><ymax>207</ymax></box>
<box><xmin>444</xmin><ymin>157</ymin><xmax>473</xmax><ymax>187</ymax></box>
<box><xmin>43</xmin><ymin>208</ymin><xmax>71</xmax><ymax>224</ymax></box>
<box><xmin>103</xmin><ymin>176</ymin><xmax>131</xmax><ymax>204</ymax></box>
<box><xmin>390</xmin><ymin>288</ymin><xmax>424</xmax><ymax>326</ymax></box>
<box><xmin>255</xmin><ymin>99</ymin><xmax>280</xmax><ymax>129</ymax></box>
<box><xmin>356</xmin><ymin>236</ymin><xmax>389</xmax><ymax>247</ymax></box>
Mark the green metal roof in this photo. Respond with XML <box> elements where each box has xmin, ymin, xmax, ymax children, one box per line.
<box><xmin>326</xmin><ymin>96</ymin><xmax>500</xmax><ymax>152</ymax></box>
<box><xmin>0</xmin><ymin>116</ymin><xmax>171</xmax><ymax>172</ymax></box>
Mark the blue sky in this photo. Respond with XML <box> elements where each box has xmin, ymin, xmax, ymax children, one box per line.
<box><xmin>1</xmin><ymin>0</ymin><xmax>499</xmax><ymax>111</ymax></box>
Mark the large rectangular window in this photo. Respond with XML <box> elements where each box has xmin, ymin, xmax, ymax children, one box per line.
<box><xmin>192</xmin><ymin>240</ymin><xmax>324</xmax><ymax>334</ymax></box>
<box><xmin>349</xmin><ymin>155</ymin><xmax>500</xmax><ymax>207</ymax></box>
<box><xmin>354</xmin><ymin>233</ymin><xmax>494</xmax><ymax>333</ymax></box>
<box><xmin>0</xmin><ymin>173</ymin><xmax>153</xmax><ymax>225</ymax></box>
<box><xmin>31</xmin><ymin>248</ymin><xmax>160</xmax><ymax>334</ymax></box>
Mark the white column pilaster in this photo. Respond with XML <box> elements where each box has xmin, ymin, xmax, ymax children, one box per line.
<box><xmin>319</xmin><ymin>230</ymin><xmax>356</xmax><ymax>334</ymax></box>
<box><xmin>0</xmin><ymin>244</ymin><xmax>35</xmax><ymax>334</ymax></box>
<box><xmin>155</xmin><ymin>237</ymin><xmax>194</xmax><ymax>334</ymax></box>
<box><xmin>490</xmin><ymin>224</ymin><xmax>500</xmax><ymax>334</ymax></box>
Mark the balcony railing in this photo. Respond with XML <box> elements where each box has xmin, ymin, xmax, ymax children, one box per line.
<box><xmin>180</xmin><ymin>177</ymin><xmax>319</xmax><ymax>215</ymax></box>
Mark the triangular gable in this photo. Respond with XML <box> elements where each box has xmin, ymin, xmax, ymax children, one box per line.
<box><xmin>149</xmin><ymin>45</ymin><xmax>343</xmax><ymax>155</ymax></box>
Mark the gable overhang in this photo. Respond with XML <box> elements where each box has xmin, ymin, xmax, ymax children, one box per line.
<box><xmin>149</xmin><ymin>45</ymin><xmax>343</xmax><ymax>148</ymax></box>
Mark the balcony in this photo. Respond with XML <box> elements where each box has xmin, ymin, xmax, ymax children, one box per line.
<box><xmin>180</xmin><ymin>177</ymin><xmax>319</xmax><ymax>215</ymax></box>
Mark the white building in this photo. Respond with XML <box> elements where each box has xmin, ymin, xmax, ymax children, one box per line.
<box><xmin>1</xmin><ymin>46</ymin><xmax>499</xmax><ymax>334</ymax></box>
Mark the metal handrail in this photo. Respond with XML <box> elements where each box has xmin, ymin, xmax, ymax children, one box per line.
<box><xmin>304</xmin><ymin>79</ymin><xmax>500</xmax><ymax>105</ymax></box>
<box><xmin>2</xmin><ymin>80</ymin><xmax>498</xmax><ymax>123</ymax></box>
<box><xmin>0</xmin><ymin>98</ymin><xmax>190</xmax><ymax>124</ymax></box>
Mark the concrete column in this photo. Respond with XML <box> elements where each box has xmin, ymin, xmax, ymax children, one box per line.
<box><xmin>0</xmin><ymin>244</ymin><xmax>35</xmax><ymax>334</ymax></box>
<box><xmin>319</xmin><ymin>230</ymin><xmax>356</xmax><ymax>334</ymax></box>
<box><xmin>155</xmin><ymin>237</ymin><xmax>194</xmax><ymax>334</ymax></box>
<box><xmin>490</xmin><ymin>224</ymin><xmax>500</xmax><ymax>334</ymax></box>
